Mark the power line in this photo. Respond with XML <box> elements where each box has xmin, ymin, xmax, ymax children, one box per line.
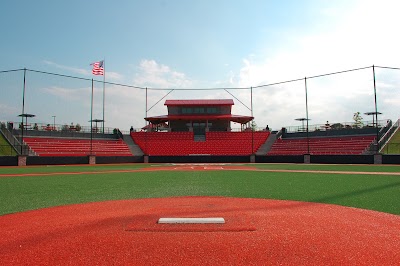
<box><xmin>224</xmin><ymin>89</ymin><xmax>251</xmax><ymax>111</ymax></box>
<box><xmin>1</xmin><ymin>65</ymin><xmax>399</xmax><ymax>91</ymax></box>
<box><xmin>252</xmin><ymin>77</ymin><xmax>305</xmax><ymax>89</ymax></box>
<box><xmin>0</xmin><ymin>68</ymin><xmax>25</xmax><ymax>74</ymax></box>
<box><xmin>146</xmin><ymin>87</ymin><xmax>249</xmax><ymax>91</ymax></box>
<box><xmin>307</xmin><ymin>65</ymin><xmax>372</xmax><ymax>79</ymax></box>
<box><xmin>375</xmin><ymin>66</ymin><xmax>400</xmax><ymax>71</ymax></box>
<box><xmin>253</xmin><ymin>65</ymin><xmax>373</xmax><ymax>89</ymax></box>
<box><xmin>26</xmin><ymin>69</ymin><xmax>93</xmax><ymax>82</ymax></box>
<box><xmin>25</xmin><ymin>69</ymin><xmax>147</xmax><ymax>90</ymax></box>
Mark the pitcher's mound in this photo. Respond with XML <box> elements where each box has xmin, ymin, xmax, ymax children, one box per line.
<box><xmin>0</xmin><ymin>197</ymin><xmax>399</xmax><ymax>265</ymax></box>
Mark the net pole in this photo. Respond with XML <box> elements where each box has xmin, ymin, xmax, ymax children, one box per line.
<box><xmin>21</xmin><ymin>68</ymin><xmax>26</xmax><ymax>154</ymax></box>
<box><xmin>251</xmin><ymin>86</ymin><xmax>254</xmax><ymax>154</ymax></box>
<box><xmin>305</xmin><ymin>77</ymin><xmax>310</xmax><ymax>154</ymax></box>
<box><xmin>145</xmin><ymin>87</ymin><xmax>148</xmax><ymax>155</ymax></box>
<box><xmin>372</xmin><ymin>65</ymin><xmax>379</xmax><ymax>153</ymax></box>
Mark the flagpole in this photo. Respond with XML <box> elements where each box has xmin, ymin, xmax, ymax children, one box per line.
<box><xmin>102</xmin><ymin>59</ymin><xmax>105</xmax><ymax>133</ymax></box>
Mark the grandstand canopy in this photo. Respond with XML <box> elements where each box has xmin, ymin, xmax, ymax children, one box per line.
<box><xmin>164</xmin><ymin>99</ymin><xmax>234</xmax><ymax>106</ymax></box>
<box><xmin>145</xmin><ymin>114</ymin><xmax>253</xmax><ymax>124</ymax></box>
<box><xmin>145</xmin><ymin>99</ymin><xmax>253</xmax><ymax>131</ymax></box>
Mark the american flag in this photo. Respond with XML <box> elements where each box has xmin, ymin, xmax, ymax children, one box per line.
<box><xmin>91</xmin><ymin>60</ymin><xmax>104</xmax><ymax>75</ymax></box>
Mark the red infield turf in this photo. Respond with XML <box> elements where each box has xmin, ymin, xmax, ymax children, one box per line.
<box><xmin>1</xmin><ymin>196</ymin><xmax>399</xmax><ymax>265</ymax></box>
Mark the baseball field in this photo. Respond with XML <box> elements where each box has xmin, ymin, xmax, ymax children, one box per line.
<box><xmin>1</xmin><ymin>163</ymin><xmax>399</xmax><ymax>265</ymax></box>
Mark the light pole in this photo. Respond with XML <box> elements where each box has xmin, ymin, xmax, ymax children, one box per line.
<box><xmin>52</xmin><ymin>115</ymin><xmax>56</xmax><ymax>130</ymax></box>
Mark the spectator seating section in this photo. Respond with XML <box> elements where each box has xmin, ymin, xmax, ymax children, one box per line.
<box><xmin>267</xmin><ymin>135</ymin><xmax>376</xmax><ymax>155</ymax></box>
<box><xmin>130</xmin><ymin>131</ymin><xmax>270</xmax><ymax>155</ymax></box>
<box><xmin>24</xmin><ymin>137</ymin><xmax>132</xmax><ymax>156</ymax></box>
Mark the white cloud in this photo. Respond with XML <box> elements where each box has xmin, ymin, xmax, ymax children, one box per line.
<box><xmin>0</xmin><ymin>104</ymin><xmax>20</xmax><ymax>122</ymax></box>
<box><xmin>2</xmin><ymin>59</ymin><xmax>195</xmax><ymax>131</ymax></box>
<box><xmin>43</xmin><ymin>60</ymin><xmax>90</xmax><ymax>76</ymax></box>
<box><xmin>43</xmin><ymin>60</ymin><xmax>123</xmax><ymax>81</ymax></box>
<box><xmin>231</xmin><ymin>0</ymin><xmax>400</xmax><ymax>130</ymax></box>
<box><xmin>105</xmin><ymin>71</ymin><xmax>123</xmax><ymax>81</ymax></box>
<box><xmin>32</xmin><ymin>1</ymin><xmax>400</xmax><ymax>133</ymax></box>
<box><xmin>42</xmin><ymin>86</ymin><xmax>90</xmax><ymax>101</ymax></box>
<box><xmin>133</xmin><ymin>59</ymin><xmax>193</xmax><ymax>88</ymax></box>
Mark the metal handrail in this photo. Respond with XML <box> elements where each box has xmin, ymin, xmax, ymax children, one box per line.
<box><xmin>0</xmin><ymin>123</ymin><xmax>23</xmax><ymax>154</ymax></box>
<box><xmin>379</xmin><ymin>119</ymin><xmax>400</xmax><ymax>152</ymax></box>
<box><xmin>283</xmin><ymin>119</ymin><xmax>388</xmax><ymax>133</ymax></box>
<box><xmin>4</xmin><ymin>121</ymin><xmax>126</xmax><ymax>135</ymax></box>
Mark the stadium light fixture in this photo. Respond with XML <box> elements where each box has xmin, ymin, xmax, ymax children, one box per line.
<box><xmin>52</xmin><ymin>116</ymin><xmax>56</xmax><ymax>130</ymax></box>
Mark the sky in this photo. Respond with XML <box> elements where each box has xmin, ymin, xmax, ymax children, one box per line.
<box><xmin>1</xmin><ymin>0</ymin><xmax>400</xmax><ymax>132</ymax></box>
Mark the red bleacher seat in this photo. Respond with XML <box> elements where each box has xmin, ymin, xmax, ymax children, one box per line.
<box><xmin>24</xmin><ymin>137</ymin><xmax>133</xmax><ymax>157</ymax></box>
<box><xmin>267</xmin><ymin>135</ymin><xmax>375</xmax><ymax>155</ymax></box>
<box><xmin>130</xmin><ymin>131</ymin><xmax>270</xmax><ymax>156</ymax></box>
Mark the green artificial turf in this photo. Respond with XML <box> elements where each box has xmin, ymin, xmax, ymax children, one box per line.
<box><xmin>381</xmin><ymin>130</ymin><xmax>400</xmax><ymax>154</ymax></box>
<box><xmin>0</xmin><ymin>164</ymin><xmax>399</xmax><ymax>215</ymax></box>
<box><xmin>0</xmin><ymin>164</ymin><xmax>150</xmax><ymax>175</ymax></box>
<box><xmin>0</xmin><ymin>134</ymin><xmax>17</xmax><ymax>156</ymax></box>
<box><xmin>250</xmin><ymin>163</ymin><xmax>400</xmax><ymax>172</ymax></box>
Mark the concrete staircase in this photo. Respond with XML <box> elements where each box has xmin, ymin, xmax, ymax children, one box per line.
<box><xmin>123</xmin><ymin>134</ymin><xmax>144</xmax><ymax>156</ymax></box>
<box><xmin>256</xmin><ymin>133</ymin><xmax>277</xmax><ymax>155</ymax></box>
<box><xmin>194</xmin><ymin>135</ymin><xmax>206</xmax><ymax>142</ymax></box>
<box><xmin>0</xmin><ymin>124</ymin><xmax>33</xmax><ymax>155</ymax></box>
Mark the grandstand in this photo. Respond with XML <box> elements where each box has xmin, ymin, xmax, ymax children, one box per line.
<box><xmin>1</xmin><ymin>98</ymin><xmax>400</xmax><ymax>165</ymax></box>
<box><xmin>1</xmin><ymin>63</ymin><xmax>400</xmax><ymax>165</ymax></box>
<box><xmin>131</xmin><ymin>99</ymin><xmax>270</xmax><ymax>155</ymax></box>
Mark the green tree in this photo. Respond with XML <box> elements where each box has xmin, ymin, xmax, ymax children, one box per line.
<box><xmin>251</xmin><ymin>120</ymin><xmax>257</xmax><ymax>131</ymax></box>
<box><xmin>353</xmin><ymin>112</ymin><xmax>364</xmax><ymax>128</ymax></box>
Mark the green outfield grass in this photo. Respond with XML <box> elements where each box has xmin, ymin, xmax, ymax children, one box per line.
<box><xmin>251</xmin><ymin>163</ymin><xmax>400</xmax><ymax>172</ymax></box>
<box><xmin>0</xmin><ymin>164</ymin><xmax>149</xmax><ymax>175</ymax></box>
<box><xmin>0</xmin><ymin>164</ymin><xmax>399</xmax><ymax>216</ymax></box>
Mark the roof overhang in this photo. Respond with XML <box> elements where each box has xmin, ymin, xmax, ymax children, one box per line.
<box><xmin>164</xmin><ymin>99</ymin><xmax>234</xmax><ymax>106</ymax></box>
<box><xmin>145</xmin><ymin>114</ymin><xmax>253</xmax><ymax>124</ymax></box>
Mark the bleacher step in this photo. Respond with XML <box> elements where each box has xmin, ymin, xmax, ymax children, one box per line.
<box><xmin>194</xmin><ymin>135</ymin><xmax>206</xmax><ymax>142</ymax></box>
<box><xmin>124</xmin><ymin>134</ymin><xmax>144</xmax><ymax>155</ymax></box>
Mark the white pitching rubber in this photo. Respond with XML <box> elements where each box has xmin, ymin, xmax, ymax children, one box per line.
<box><xmin>158</xmin><ymin>217</ymin><xmax>225</xmax><ymax>224</ymax></box>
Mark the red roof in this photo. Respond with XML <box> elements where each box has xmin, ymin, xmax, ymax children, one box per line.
<box><xmin>164</xmin><ymin>99</ymin><xmax>234</xmax><ymax>106</ymax></box>
<box><xmin>145</xmin><ymin>114</ymin><xmax>253</xmax><ymax>124</ymax></box>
